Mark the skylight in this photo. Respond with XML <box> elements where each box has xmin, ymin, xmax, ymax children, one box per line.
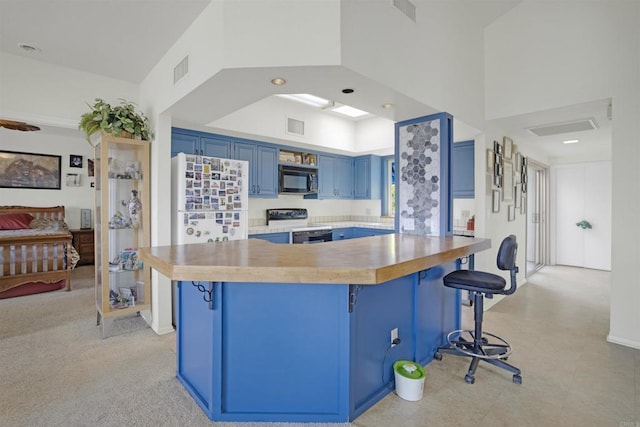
<box><xmin>331</xmin><ymin>105</ymin><xmax>370</xmax><ymax>118</ymax></box>
<box><xmin>277</xmin><ymin>94</ymin><xmax>331</xmax><ymax>108</ymax></box>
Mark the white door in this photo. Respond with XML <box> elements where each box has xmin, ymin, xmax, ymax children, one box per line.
<box><xmin>554</xmin><ymin>162</ymin><xmax>611</xmax><ymax>270</ymax></box>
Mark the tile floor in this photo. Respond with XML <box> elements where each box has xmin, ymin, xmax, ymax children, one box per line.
<box><xmin>354</xmin><ymin>265</ymin><xmax>639</xmax><ymax>427</ymax></box>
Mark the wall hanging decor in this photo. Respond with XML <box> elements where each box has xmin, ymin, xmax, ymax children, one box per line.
<box><xmin>0</xmin><ymin>150</ymin><xmax>61</xmax><ymax>189</ymax></box>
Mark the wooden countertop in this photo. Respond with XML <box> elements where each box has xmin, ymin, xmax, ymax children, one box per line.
<box><xmin>140</xmin><ymin>234</ymin><xmax>490</xmax><ymax>285</ymax></box>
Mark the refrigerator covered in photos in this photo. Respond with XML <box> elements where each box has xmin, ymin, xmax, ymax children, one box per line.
<box><xmin>171</xmin><ymin>152</ymin><xmax>248</xmax><ymax>244</ymax></box>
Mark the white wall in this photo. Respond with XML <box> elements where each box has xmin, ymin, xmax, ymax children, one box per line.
<box><xmin>0</xmin><ymin>127</ymin><xmax>95</xmax><ymax>229</ymax></box>
<box><xmin>0</xmin><ymin>52</ymin><xmax>139</xmax><ymax>128</ymax></box>
<box><xmin>485</xmin><ymin>1</ymin><xmax>640</xmax><ymax>348</ymax></box>
<box><xmin>341</xmin><ymin>0</ymin><xmax>487</xmax><ymax>130</ymax></box>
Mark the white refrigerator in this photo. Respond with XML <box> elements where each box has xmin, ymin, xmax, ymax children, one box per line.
<box><xmin>171</xmin><ymin>152</ymin><xmax>249</xmax><ymax>244</ymax></box>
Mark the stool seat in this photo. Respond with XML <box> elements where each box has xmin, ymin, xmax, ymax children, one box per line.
<box><xmin>443</xmin><ymin>270</ymin><xmax>506</xmax><ymax>294</ymax></box>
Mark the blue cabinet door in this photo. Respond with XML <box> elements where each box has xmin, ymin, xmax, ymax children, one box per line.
<box><xmin>235</xmin><ymin>141</ymin><xmax>277</xmax><ymax>198</ymax></box>
<box><xmin>318</xmin><ymin>154</ymin><xmax>353</xmax><ymax>199</ymax></box>
<box><xmin>352</xmin><ymin>228</ymin><xmax>394</xmax><ymax>238</ymax></box>
<box><xmin>318</xmin><ymin>155</ymin><xmax>337</xmax><ymax>198</ymax></box>
<box><xmin>332</xmin><ymin>228</ymin><xmax>354</xmax><ymax>241</ymax></box>
<box><xmin>201</xmin><ymin>136</ymin><xmax>232</xmax><ymax>159</ymax></box>
<box><xmin>234</xmin><ymin>142</ymin><xmax>256</xmax><ymax>195</ymax></box>
<box><xmin>335</xmin><ymin>157</ymin><xmax>353</xmax><ymax>199</ymax></box>
<box><xmin>256</xmin><ymin>145</ymin><xmax>278</xmax><ymax>197</ymax></box>
<box><xmin>452</xmin><ymin>140</ymin><xmax>475</xmax><ymax>198</ymax></box>
<box><xmin>171</xmin><ymin>130</ymin><xmax>199</xmax><ymax>157</ymax></box>
<box><xmin>354</xmin><ymin>155</ymin><xmax>382</xmax><ymax>199</ymax></box>
<box><xmin>249</xmin><ymin>232</ymin><xmax>289</xmax><ymax>244</ymax></box>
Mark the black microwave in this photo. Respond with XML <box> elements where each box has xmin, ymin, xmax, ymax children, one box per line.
<box><xmin>278</xmin><ymin>165</ymin><xmax>318</xmax><ymax>194</ymax></box>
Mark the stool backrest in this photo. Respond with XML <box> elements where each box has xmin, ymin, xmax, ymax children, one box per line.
<box><xmin>496</xmin><ymin>235</ymin><xmax>518</xmax><ymax>295</ymax></box>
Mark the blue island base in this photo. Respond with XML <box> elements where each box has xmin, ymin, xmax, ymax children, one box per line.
<box><xmin>176</xmin><ymin>261</ymin><xmax>458</xmax><ymax>422</ymax></box>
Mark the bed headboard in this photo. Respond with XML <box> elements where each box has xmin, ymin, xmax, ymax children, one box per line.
<box><xmin>0</xmin><ymin>205</ymin><xmax>66</xmax><ymax>221</ymax></box>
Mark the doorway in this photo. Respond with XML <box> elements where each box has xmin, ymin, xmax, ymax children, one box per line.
<box><xmin>526</xmin><ymin>160</ymin><xmax>548</xmax><ymax>276</ymax></box>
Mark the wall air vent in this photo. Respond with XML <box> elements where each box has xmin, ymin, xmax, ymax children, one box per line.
<box><xmin>287</xmin><ymin>117</ymin><xmax>305</xmax><ymax>136</ymax></box>
<box><xmin>173</xmin><ymin>55</ymin><xmax>189</xmax><ymax>84</ymax></box>
<box><xmin>526</xmin><ymin>118</ymin><xmax>599</xmax><ymax>137</ymax></box>
<box><xmin>392</xmin><ymin>0</ymin><xmax>416</xmax><ymax>22</ymax></box>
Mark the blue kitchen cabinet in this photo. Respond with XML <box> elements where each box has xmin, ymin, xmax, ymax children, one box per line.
<box><xmin>201</xmin><ymin>136</ymin><xmax>232</xmax><ymax>158</ymax></box>
<box><xmin>332</xmin><ymin>228</ymin><xmax>354</xmax><ymax>241</ymax></box>
<box><xmin>319</xmin><ymin>154</ymin><xmax>353</xmax><ymax>199</ymax></box>
<box><xmin>352</xmin><ymin>228</ymin><xmax>394</xmax><ymax>238</ymax></box>
<box><xmin>249</xmin><ymin>232</ymin><xmax>290</xmax><ymax>244</ymax></box>
<box><xmin>353</xmin><ymin>155</ymin><xmax>382</xmax><ymax>199</ymax></box>
<box><xmin>171</xmin><ymin>130</ymin><xmax>198</xmax><ymax>157</ymax></box>
<box><xmin>235</xmin><ymin>141</ymin><xmax>278</xmax><ymax>198</ymax></box>
<box><xmin>171</xmin><ymin>128</ymin><xmax>231</xmax><ymax>158</ymax></box>
<box><xmin>452</xmin><ymin>140</ymin><xmax>475</xmax><ymax>198</ymax></box>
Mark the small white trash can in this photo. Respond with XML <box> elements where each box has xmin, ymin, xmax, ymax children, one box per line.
<box><xmin>393</xmin><ymin>360</ymin><xmax>425</xmax><ymax>401</ymax></box>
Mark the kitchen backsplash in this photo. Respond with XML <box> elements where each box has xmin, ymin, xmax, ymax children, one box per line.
<box><xmin>248</xmin><ymin>196</ymin><xmax>383</xmax><ymax>226</ymax></box>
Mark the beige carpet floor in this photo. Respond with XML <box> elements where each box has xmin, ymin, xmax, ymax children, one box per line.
<box><xmin>1</xmin><ymin>265</ymin><xmax>638</xmax><ymax>426</ymax></box>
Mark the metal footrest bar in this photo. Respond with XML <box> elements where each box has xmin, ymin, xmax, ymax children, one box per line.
<box><xmin>446</xmin><ymin>329</ymin><xmax>512</xmax><ymax>360</ymax></box>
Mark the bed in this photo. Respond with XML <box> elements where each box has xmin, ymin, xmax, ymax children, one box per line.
<box><xmin>0</xmin><ymin>205</ymin><xmax>79</xmax><ymax>299</ymax></box>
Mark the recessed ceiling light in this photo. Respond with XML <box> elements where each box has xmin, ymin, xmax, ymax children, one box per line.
<box><xmin>342</xmin><ymin>88</ymin><xmax>354</xmax><ymax>94</ymax></box>
<box><xmin>271</xmin><ymin>78</ymin><xmax>286</xmax><ymax>85</ymax></box>
<box><xmin>382</xmin><ymin>103</ymin><xmax>395</xmax><ymax>109</ymax></box>
<box><xmin>332</xmin><ymin>105</ymin><xmax>370</xmax><ymax>118</ymax></box>
<box><xmin>18</xmin><ymin>43</ymin><xmax>41</xmax><ymax>53</ymax></box>
<box><xmin>563</xmin><ymin>139</ymin><xmax>579</xmax><ymax>144</ymax></box>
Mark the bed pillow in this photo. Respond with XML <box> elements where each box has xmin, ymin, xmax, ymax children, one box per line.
<box><xmin>29</xmin><ymin>217</ymin><xmax>68</xmax><ymax>231</ymax></box>
<box><xmin>0</xmin><ymin>213</ymin><xmax>34</xmax><ymax>230</ymax></box>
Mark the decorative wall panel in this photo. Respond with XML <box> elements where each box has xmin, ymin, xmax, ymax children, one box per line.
<box><xmin>395</xmin><ymin>113</ymin><xmax>452</xmax><ymax>237</ymax></box>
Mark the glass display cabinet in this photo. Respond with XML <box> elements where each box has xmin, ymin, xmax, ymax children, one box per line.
<box><xmin>95</xmin><ymin>133</ymin><xmax>151</xmax><ymax>337</ymax></box>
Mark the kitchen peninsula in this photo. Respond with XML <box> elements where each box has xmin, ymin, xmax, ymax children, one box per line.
<box><xmin>140</xmin><ymin>234</ymin><xmax>490</xmax><ymax>423</ymax></box>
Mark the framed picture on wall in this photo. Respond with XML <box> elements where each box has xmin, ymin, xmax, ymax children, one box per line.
<box><xmin>503</xmin><ymin>137</ymin><xmax>513</xmax><ymax>159</ymax></box>
<box><xmin>492</xmin><ymin>190</ymin><xmax>501</xmax><ymax>213</ymax></box>
<box><xmin>508</xmin><ymin>204</ymin><xmax>516</xmax><ymax>221</ymax></box>
<box><xmin>502</xmin><ymin>160</ymin><xmax>514</xmax><ymax>201</ymax></box>
<box><xmin>70</xmin><ymin>154</ymin><xmax>83</xmax><ymax>168</ymax></box>
<box><xmin>493</xmin><ymin>140</ymin><xmax>502</xmax><ymax>155</ymax></box>
<box><xmin>0</xmin><ymin>150</ymin><xmax>61</xmax><ymax>189</ymax></box>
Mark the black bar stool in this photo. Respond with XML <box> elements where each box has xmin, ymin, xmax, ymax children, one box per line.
<box><xmin>435</xmin><ymin>235</ymin><xmax>522</xmax><ymax>384</ymax></box>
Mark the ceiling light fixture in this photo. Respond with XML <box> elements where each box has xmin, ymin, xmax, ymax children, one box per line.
<box><xmin>332</xmin><ymin>105</ymin><xmax>370</xmax><ymax>118</ymax></box>
<box><xmin>342</xmin><ymin>88</ymin><xmax>354</xmax><ymax>94</ymax></box>
<box><xmin>271</xmin><ymin>77</ymin><xmax>286</xmax><ymax>85</ymax></box>
<box><xmin>382</xmin><ymin>103</ymin><xmax>395</xmax><ymax>109</ymax></box>
<box><xmin>563</xmin><ymin>139</ymin><xmax>579</xmax><ymax>144</ymax></box>
<box><xmin>277</xmin><ymin>93</ymin><xmax>331</xmax><ymax>108</ymax></box>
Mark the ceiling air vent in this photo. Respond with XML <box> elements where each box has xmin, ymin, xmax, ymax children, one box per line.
<box><xmin>173</xmin><ymin>55</ymin><xmax>189</xmax><ymax>84</ymax></box>
<box><xmin>392</xmin><ymin>0</ymin><xmax>416</xmax><ymax>22</ymax></box>
<box><xmin>526</xmin><ymin>118</ymin><xmax>599</xmax><ymax>137</ymax></box>
<box><xmin>287</xmin><ymin>117</ymin><xmax>305</xmax><ymax>136</ymax></box>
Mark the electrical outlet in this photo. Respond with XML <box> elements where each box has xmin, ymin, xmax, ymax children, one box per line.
<box><xmin>391</xmin><ymin>328</ymin><xmax>398</xmax><ymax>346</ymax></box>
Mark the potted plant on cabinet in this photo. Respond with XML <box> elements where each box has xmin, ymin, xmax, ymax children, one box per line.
<box><xmin>78</xmin><ymin>98</ymin><xmax>154</xmax><ymax>144</ymax></box>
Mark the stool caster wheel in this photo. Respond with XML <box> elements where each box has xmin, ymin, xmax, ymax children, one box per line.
<box><xmin>513</xmin><ymin>374</ymin><xmax>522</xmax><ymax>384</ymax></box>
<box><xmin>464</xmin><ymin>374</ymin><xmax>475</xmax><ymax>384</ymax></box>
<box><xmin>434</xmin><ymin>352</ymin><xmax>442</xmax><ymax>361</ymax></box>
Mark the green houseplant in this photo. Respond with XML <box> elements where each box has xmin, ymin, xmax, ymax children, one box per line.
<box><xmin>79</xmin><ymin>98</ymin><xmax>154</xmax><ymax>144</ymax></box>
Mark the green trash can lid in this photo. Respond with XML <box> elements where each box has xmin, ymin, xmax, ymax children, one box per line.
<box><xmin>393</xmin><ymin>360</ymin><xmax>425</xmax><ymax>379</ymax></box>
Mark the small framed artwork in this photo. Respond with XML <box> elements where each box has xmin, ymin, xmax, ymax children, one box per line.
<box><xmin>508</xmin><ymin>205</ymin><xmax>516</xmax><ymax>221</ymax></box>
<box><xmin>492</xmin><ymin>190</ymin><xmax>501</xmax><ymax>213</ymax></box>
<box><xmin>66</xmin><ymin>173</ymin><xmax>81</xmax><ymax>187</ymax></box>
<box><xmin>514</xmin><ymin>184</ymin><xmax>522</xmax><ymax>208</ymax></box>
<box><xmin>493</xmin><ymin>140</ymin><xmax>502</xmax><ymax>155</ymax></box>
<box><xmin>520</xmin><ymin>195</ymin><xmax>527</xmax><ymax>214</ymax></box>
<box><xmin>486</xmin><ymin>149</ymin><xmax>494</xmax><ymax>173</ymax></box>
<box><xmin>515</xmin><ymin>152</ymin><xmax>523</xmax><ymax>173</ymax></box>
<box><xmin>503</xmin><ymin>137</ymin><xmax>513</xmax><ymax>160</ymax></box>
<box><xmin>88</xmin><ymin>159</ymin><xmax>94</xmax><ymax>177</ymax></box>
<box><xmin>502</xmin><ymin>160</ymin><xmax>514</xmax><ymax>201</ymax></box>
<box><xmin>70</xmin><ymin>154</ymin><xmax>83</xmax><ymax>168</ymax></box>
